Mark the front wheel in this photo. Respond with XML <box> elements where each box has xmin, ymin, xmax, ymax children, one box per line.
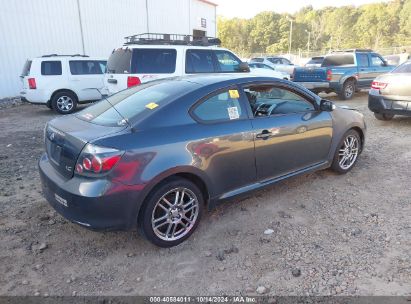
<box><xmin>338</xmin><ymin>80</ymin><xmax>355</xmax><ymax>100</ymax></box>
<box><xmin>374</xmin><ymin>113</ymin><xmax>394</xmax><ymax>121</ymax></box>
<box><xmin>331</xmin><ymin>129</ymin><xmax>361</xmax><ymax>174</ymax></box>
<box><xmin>138</xmin><ymin>177</ymin><xmax>204</xmax><ymax>247</ymax></box>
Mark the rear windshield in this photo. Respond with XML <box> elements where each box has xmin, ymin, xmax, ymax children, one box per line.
<box><xmin>21</xmin><ymin>60</ymin><xmax>32</xmax><ymax>76</ymax></box>
<box><xmin>307</xmin><ymin>58</ymin><xmax>323</xmax><ymax>64</ymax></box>
<box><xmin>76</xmin><ymin>81</ymin><xmax>188</xmax><ymax>126</ymax></box>
<box><xmin>107</xmin><ymin>49</ymin><xmax>132</xmax><ymax>74</ymax></box>
<box><xmin>392</xmin><ymin>61</ymin><xmax>411</xmax><ymax>73</ymax></box>
<box><xmin>321</xmin><ymin>54</ymin><xmax>354</xmax><ymax>67</ymax></box>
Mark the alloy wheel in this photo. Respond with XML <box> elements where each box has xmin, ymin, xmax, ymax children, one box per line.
<box><xmin>338</xmin><ymin>135</ymin><xmax>359</xmax><ymax>170</ymax></box>
<box><xmin>151</xmin><ymin>187</ymin><xmax>199</xmax><ymax>241</ymax></box>
<box><xmin>56</xmin><ymin>96</ymin><xmax>74</xmax><ymax>112</ymax></box>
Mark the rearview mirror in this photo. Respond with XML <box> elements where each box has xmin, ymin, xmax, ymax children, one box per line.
<box><xmin>238</xmin><ymin>62</ymin><xmax>250</xmax><ymax>72</ymax></box>
<box><xmin>320</xmin><ymin>99</ymin><xmax>335</xmax><ymax>111</ymax></box>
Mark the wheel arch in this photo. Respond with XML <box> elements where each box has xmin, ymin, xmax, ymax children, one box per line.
<box><xmin>134</xmin><ymin>167</ymin><xmax>212</xmax><ymax>227</ymax></box>
<box><xmin>50</xmin><ymin>89</ymin><xmax>79</xmax><ymax>103</ymax></box>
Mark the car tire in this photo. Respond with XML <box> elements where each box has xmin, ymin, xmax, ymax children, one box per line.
<box><xmin>138</xmin><ymin>177</ymin><xmax>204</xmax><ymax>247</ymax></box>
<box><xmin>331</xmin><ymin>129</ymin><xmax>361</xmax><ymax>174</ymax></box>
<box><xmin>338</xmin><ymin>80</ymin><xmax>355</xmax><ymax>100</ymax></box>
<box><xmin>374</xmin><ymin>113</ymin><xmax>394</xmax><ymax>121</ymax></box>
<box><xmin>51</xmin><ymin>91</ymin><xmax>78</xmax><ymax>114</ymax></box>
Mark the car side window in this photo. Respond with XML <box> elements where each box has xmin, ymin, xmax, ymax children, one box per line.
<box><xmin>281</xmin><ymin>58</ymin><xmax>291</xmax><ymax>65</ymax></box>
<box><xmin>371</xmin><ymin>54</ymin><xmax>385</xmax><ymax>66</ymax></box>
<box><xmin>185</xmin><ymin>49</ymin><xmax>215</xmax><ymax>73</ymax></box>
<box><xmin>357</xmin><ymin>54</ymin><xmax>369</xmax><ymax>67</ymax></box>
<box><xmin>41</xmin><ymin>61</ymin><xmax>62</xmax><ymax>75</ymax></box>
<box><xmin>243</xmin><ymin>85</ymin><xmax>315</xmax><ymax>117</ymax></box>
<box><xmin>69</xmin><ymin>60</ymin><xmax>103</xmax><ymax>75</ymax></box>
<box><xmin>192</xmin><ymin>89</ymin><xmax>245</xmax><ymax>123</ymax></box>
<box><xmin>214</xmin><ymin>50</ymin><xmax>241</xmax><ymax>72</ymax></box>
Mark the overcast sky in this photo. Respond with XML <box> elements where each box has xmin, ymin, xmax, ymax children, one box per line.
<box><xmin>213</xmin><ymin>0</ymin><xmax>391</xmax><ymax>18</ymax></box>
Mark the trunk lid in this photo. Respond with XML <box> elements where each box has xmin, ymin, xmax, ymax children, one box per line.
<box><xmin>377</xmin><ymin>73</ymin><xmax>411</xmax><ymax>99</ymax></box>
<box><xmin>293</xmin><ymin>67</ymin><xmax>328</xmax><ymax>82</ymax></box>
<box><xmin>45</xmin><ymin>115</ymin><xmax>127</xmax><ymax>179</ymax></box>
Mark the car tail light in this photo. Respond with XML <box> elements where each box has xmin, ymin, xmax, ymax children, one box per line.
<box><xmin>28</xmin><ymin>78</ymin><xmax>36</xmax><ymax>89</ymax></box>
<box><xmin>371</xmin><ymin>81</ymin><xmax>387</xmax><ymax>90</ymax></box>
<box><xmin>75</xmin><ymin>143</ymin><xmax>124</xmax><ymax>176</ymax></box>
<box><xmin>326</xmin><ymin>69</ymin><xmax>332</xmax><ymax>81</ymax></box>
<box><xmin>127</xmin><ymin>76</ymin><xmax>141</xmax><ymax>88</ymax></box>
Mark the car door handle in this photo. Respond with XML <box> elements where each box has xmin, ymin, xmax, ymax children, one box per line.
<box><xmin>256</xmin><ymin>130</ymin><xmax>272</xmax><ymax>139</ymax></box>
<box><xmin>107</xmin><ymin>79</ymin><xmax>117</xmax><ymax>84</ymax></box>
<box><xmin>360</xmin><ymin>68</ymin><xmax>366</xmax><ymax>71</ymax></box>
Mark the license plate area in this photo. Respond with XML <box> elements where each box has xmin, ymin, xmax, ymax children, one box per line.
<box><xmin>47</xmin><ymin>141</ymin><xmax>62</xmax><ymax>165</ymax></box>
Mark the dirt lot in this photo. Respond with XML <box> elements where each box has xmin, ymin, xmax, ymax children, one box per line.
<box><xmin>0</xmin><ymin>92</ymin><xmax>410</xmax><ymax>297</ymax></box>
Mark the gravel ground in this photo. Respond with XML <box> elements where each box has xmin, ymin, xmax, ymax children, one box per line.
<box><xmin>0</xmin><ymin>93</ymin><xmax>410</xmax><ymax>297</ymax></box>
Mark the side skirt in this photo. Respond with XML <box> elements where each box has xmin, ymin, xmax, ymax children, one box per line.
<box><xmin>208</xmin><ymin>161</ymin><xmax>330</xmax><ymax>210</ymax></box>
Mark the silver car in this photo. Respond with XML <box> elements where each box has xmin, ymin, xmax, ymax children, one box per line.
<box><xmin>249</xmin><ymin>56</ymin><xmax>295</xmax><ymax>78</ymax></box>
<box><xmin>368</xmin><ymin>60</ymin><xmax>411</xmax><ymax>120</ymax></box>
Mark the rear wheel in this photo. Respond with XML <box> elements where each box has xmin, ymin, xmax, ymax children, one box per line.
<box><xmin>51</xmin><ymin>91</ymin><xmax>77</xmax><ymax>114</ymax></box>
<box><xmin>338</xmin><ymin>80</ymin><xmax>355</xmax><ymax>100</ymax></box>
<box><xmin>331</xmin><ymin>129</ymin><xmax>361</xmax><ymax>174</ymax></box>
<box><xmin>138</xmin><ymin>177</ymin><xmax>204</xmax><ymax>247</ymax></box>
<box><xmin>374</xmin><ymin>113</ymin><xmax>394</xmax><ymax>121</ymax></box>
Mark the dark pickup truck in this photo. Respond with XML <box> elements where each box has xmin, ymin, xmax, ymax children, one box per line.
<box><xmin>293</xmin><ymin>49</ymin><xmax>394</xmax><ymax>100</ymax></box>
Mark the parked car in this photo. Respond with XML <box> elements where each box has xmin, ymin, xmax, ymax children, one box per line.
<box><xmin>249</xmin><ymin>56</ymin><xmax>295</xmax><ymax>78</ymax></box>
<box><xmin>293</xmin><ymin>49</ymin><xmax>394</xmax><ymax>100</ymax></box>
<box><xmin>39</xmin><ymin>74</ymin><xmax>366</xmax><ymax>247</ymax></box>
<box><xmin>105</xmin><ymin>33</ymin><xmax>249</xmax><ymax>94</ymax></box>
<box><xmin>20</xmin><ymin>54</ymin><xmax>107</xmax><ymax>114</ymax></box>
<box><xmin>368</xmin><ymin>60</ymin><xmax>411</xmax><ymax>120</ymax></box>
<box><xmin>248</xmin><ymin>62</ymin><xmax>290</xmax><ymax>79</ymax></box>
<box><xmin>305</xmin><ymin>56</ymin><xmax>324</xmax><ymax>67</ymax></box>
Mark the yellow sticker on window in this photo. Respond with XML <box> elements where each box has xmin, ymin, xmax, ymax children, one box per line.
<box><xmin>145</xmin><ymin>102</ymin><xmax>159</xmax><ymax>110</ymax></box>
<box><xmin>229</xmin><ymin>89</ymin><xmax>240</xmax><ymax>99</ymax></box>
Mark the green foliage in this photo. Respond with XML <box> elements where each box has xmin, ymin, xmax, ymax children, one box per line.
<box><xmin>217</xmin><ymin>0</ymin><xmax>411</xmax><ymax>57</ymax></box>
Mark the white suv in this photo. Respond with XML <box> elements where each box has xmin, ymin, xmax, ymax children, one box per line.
<box><xmin>20</xmin><ymin>55</ymin><xmax>107</xmax><ymax>114</ymax></box>
<box><xmin>105</xmin><ymin>33</ymin><xmax>249</xmax><ymax>94</ymax></box>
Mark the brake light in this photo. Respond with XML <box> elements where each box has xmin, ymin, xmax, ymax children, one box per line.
<box><xmin>326</xmin><ymin>69</ymin><xmax>332</xmax><ymax>81</ymax></box>
<box><xmin>127</xmin><ymin>76</ymin><xmax>141</xmax><ymax>88</ymax></box>
<box><xmin>371</xmin><ymin>81</ymin><xmax>387</xmax><ymax>90</ymax></box>
<box><xmin>75</xmin><ymin>144</ymin><xmax>124</xmax><ymax>176</ymax></box>
<box><xmin>28</xmin><ymin>78</ymin><xmax>36</xmax><ymax>89</ymax></box>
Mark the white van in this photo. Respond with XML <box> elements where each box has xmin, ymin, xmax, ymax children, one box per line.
<box><xmin>104</xmin><ymin>33</ymin><xmax>249</xmax><ymax>94</ymax></box>
<box><xmin>20</xmin><ymin>55</ymin><xmax>107</xmax><ymax>114</ymax></box>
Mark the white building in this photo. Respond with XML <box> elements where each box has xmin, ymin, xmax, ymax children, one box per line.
<box><xmin>0</xmin><ymin>0</ymin><xmax>217</xmax><ymax>98</ymax></box>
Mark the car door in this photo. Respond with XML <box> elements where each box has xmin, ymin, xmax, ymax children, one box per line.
<box><xmin>370</xmin><ymin>53</ymin><xmax>392</xmax><ymax>79</ymax></box>
<box><xmin>68</xmin><ymin>60</ymin><xmax>105</xmax><ymax>101</ymax></box>
<box><xmin>240</xmin><ymin>82</ymin><xmax>333</xmax><ymax>181</ymax></box>
<box><xmin>356</xmin><ymin>53</ymin><xmax>373</xmax><ymax>88</ymax></box>
<box><xmin>189</xmin><ymin>87</ymin><xmax>256</xmax><ymax>196</ymax></box>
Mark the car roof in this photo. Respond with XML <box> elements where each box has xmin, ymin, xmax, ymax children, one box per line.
<box><xmin>33</xmin><ymin>56</ymin><xmax>106</xmax><ymax>60</ymax></box>
<box><xmin>118</xmin><ymin>44</ymin><xmax>228</xmax><ymax>51</ymax></box>
<box><xmin>171</xmin><ymin>73</ymin><xmax>291</xmax><ymax>87</ymax></box>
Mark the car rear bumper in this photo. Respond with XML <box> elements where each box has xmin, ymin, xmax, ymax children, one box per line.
<box><xmin>39</xmin><ymin>153</ymin><xmax>142</xmax><ymax>231</ymax></box>
<box><xmin>20</xmin><ymin>89</ymin><xmax>48</xmax><ymax>104</ymax></box>
<box><xmin>295</xmin><ymin>82</ymin><xmax>330</xmax><ymax>90</ymax></box>
<box><xmin>368</xmin><ymin>90</ymin><xmax>411</xmax><ymax>116</ymax></box>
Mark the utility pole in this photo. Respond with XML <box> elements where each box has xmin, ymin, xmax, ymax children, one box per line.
<box><xmin>288</xmin><ymin>18</ymin><xmax>293</xmax><ymax>55</ymax></box>
<box><xmin>305</xmin><ymin>30</ymin><xmax>311</xmax><ymax>55</ymax></box>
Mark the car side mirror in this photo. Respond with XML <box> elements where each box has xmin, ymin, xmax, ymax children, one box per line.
<box><xmin>320</xmin><ymin>99</ymin><xmax>335</xmax><ymax>111</ymax></box>
<box><xmin>238</xmin><ymin>62</ymin><xmax>250</xmax><ymax>72</ymax></box>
